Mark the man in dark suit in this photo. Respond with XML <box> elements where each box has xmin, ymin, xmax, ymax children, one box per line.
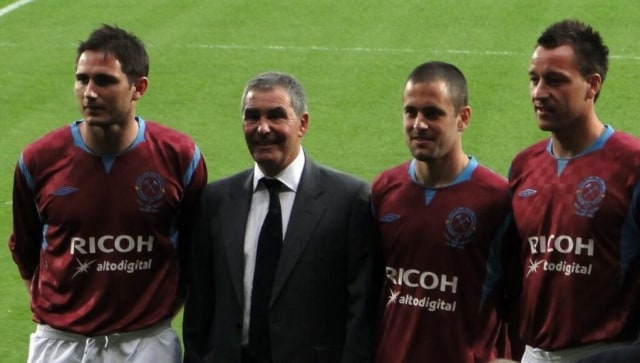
<box><xmin>183</xmin><ymin>72</ymin><xmax>381</xmax><ymax>363</ymax></box>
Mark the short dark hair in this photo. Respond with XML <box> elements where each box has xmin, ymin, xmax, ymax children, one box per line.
<box><xmin>241</xmin><ymin>72</ymin><xmax>307</xmax><ymax>117</ymax></box>
<box><xmin>405</xmin><ymin>61</ymin><xmax>468</xmax><ymax>111</ymax></box>
<box><xmin>537</xmin><ymin>19</ymin><xmax>609</xmax><ymax>87</ymax></box>
<box><xmin>76</xmin><ymin>24</ymin><xmax>149</xmax><ymax>83</ymax></box>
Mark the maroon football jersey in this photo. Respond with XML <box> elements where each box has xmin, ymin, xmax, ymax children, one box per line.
<box><xmin>9</xmin><ymin>118</ymin><xmax>207</xmax><ymax>335</ymax></box>
<box><xmin>373</xmin><ymin>157</ymin><xmax>514</xmax><ymax>363</ymax></box>
<box><xmin>510</xmin><ymin>126</ymin><xmax>640</xmax><ymax>350</ymax></box>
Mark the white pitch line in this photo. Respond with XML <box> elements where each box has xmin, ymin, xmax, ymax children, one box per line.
<box><xmin>0</xmin><ymin>38</ymin><xmax>638</xmax><ymax>61</ymax></box>
<box><xmin>0</xmin><ymin>0</ymin><xmax>34</xmax><ymax>17</ymax></box>
<box><xmin>0</xmin><ymin>0</ymin><xmax>638</xmax><ymax>61</ymax></box>
<box><xmin>185</xmin><ymin>43</ymin><xmax>523</xmax><ymax>56</ymax></box>
<box><xmin>183</xmin><ymin>43</ymin><xmax>640</xmax><ymax>60</ymax></box>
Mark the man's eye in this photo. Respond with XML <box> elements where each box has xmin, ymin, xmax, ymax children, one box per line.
<box><xmin>243</xmin><ymin>111</ymin><xmax>260</xmax><ymax>122</ymax></box>
<box><xmin>422</xmin><ymin>110</ymin><xmax>440</xmax><ymax>120</ymax></box>
<box><xmin>545</xmin><ymin>77</ymin><xmax>564</xmax><ymax>86</ymax></box>
<box><xmin>404</xmin><ymin>108</ymin><xmax>417</xmax><ymax>118</ymax></box>
<box><xmin>266</xmin><ymin>109</ymin><xmax>287</xmax><ymax>120</ymax></box>
<box><xmin>93</xmin><ymin>75</ymin><xmax>117</xmax><ymax>87</ymax></box>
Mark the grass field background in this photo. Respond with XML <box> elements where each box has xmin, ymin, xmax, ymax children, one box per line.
<box><xmin>1</xmin><ymin>0</ymin><xmax>639</xmax><ymax>361</ymax></box>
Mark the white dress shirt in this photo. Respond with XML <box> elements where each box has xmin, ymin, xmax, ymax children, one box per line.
<box><xmin>242</xmin><ymin>148</ymin><xmax>305</xmax><ymax>345</ymax></box>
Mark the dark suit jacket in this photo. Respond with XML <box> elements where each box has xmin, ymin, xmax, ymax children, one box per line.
<box><xmin>183</xmin><ymin>158</ymin><xmax>381</xmax><ymax>363</ymax></box>
<box><xmin>576</xmin><ymin>344</ymin><xmax>640</xmax><ymax>363</ymax></box>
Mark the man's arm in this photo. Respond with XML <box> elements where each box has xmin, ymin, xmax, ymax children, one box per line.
<box><xmin>9</xmin><ymin>156</ymin><xmax>43</xmax><ymax>286</ymax></box>
<box><xmin>342</xmin><ymin>182</ymin><xmax>384</xmax><ymax>363</ymax></box>
<box><xmin>182</xmin><ymin>190</ymin><xmax>215</xmax><ymax>363</ymax></box>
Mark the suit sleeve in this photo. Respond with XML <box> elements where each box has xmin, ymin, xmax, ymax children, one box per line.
<box><xmin>183</xmin><ymin>188</ymin><xmax>215</xmax><ymax>363</ymax></box>
<box><xmin>576</xmin><ymin>344</ymin><xmax>640</xmax><ymax>363</ymax></box>
<box><xmin>342</xmin><ymin>182</ymin><xmax>384</xmax><ymax>363</ymax></box>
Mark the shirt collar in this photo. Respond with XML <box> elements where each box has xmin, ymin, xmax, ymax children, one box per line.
<box><xmin>252</xmin><ymin>146</ymin><xmax>305</xmax><ymax>192</ymax></box>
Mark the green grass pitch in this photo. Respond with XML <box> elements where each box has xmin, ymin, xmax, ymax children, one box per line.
<box><xmin>1</xmin><ymin>0</ymin><xmax>639</xmax><ymax>361</ymax></box>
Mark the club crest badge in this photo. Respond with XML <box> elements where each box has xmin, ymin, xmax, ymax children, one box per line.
<box><xmin>574</xmin><ymin>176</ymin><xmax>605</xmax><ymax>218</ymax></box>
<box><xmin>445</xmin><ymin>207</ymin><xmax>476</xmax><ymax>249</ymax></box>
<box><xmin>135</xmin><ymin>172</ymin><xmax>165</xmax><ymax>212</ymax></box>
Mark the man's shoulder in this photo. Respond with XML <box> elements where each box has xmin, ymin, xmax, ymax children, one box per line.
<box><xmin>514</xmin><ymin>139</ymin><xmax>548</xmax><ymax>159</ymax></box>
<box><xmin>22</xmin><ymin>124</ymin><xmax>74</xmax><ymax>161</ymax></box>
<box><xmin>143</xmin><ymin>120</ymin><xmax>196</xmax><ymax>143</ymax></box>
<box><xmin>473</xmin><ymin>161</ymin><xmax>507</xmax><ymax>180</ymax></box>
<box><xmin>25</xmin><ymin>124</ymin><xmax>72</xmax><ymax>148</ymax></box>
<box><xmin>374</xmin><ymin>161</ymin><xmax>410</xmax><ymax>179</ymax></box>
<box><xmin>205</xmin><ymin>170</ymin><xmax>251</xmax><ymax>191</ymax></box>
<box><xmin>216</xmin><ymin>169</ymin><xmax>251</xmax><ymax>182</ymax></box>
<box><xmin>307</xmin><ymin>160</ymin><xmax>368</xmax><ymax>187</ymax></box>
<box><xmin>199</xmin><ymin>170</ymin><xmax>252</xmax><ymax>208</ymax></box>
<box><xmin>371</xmin><ymin>161</ymin><xmax>412</xmax><ymax>190</ymax></box>
<box><xmin>142</xmin><ymin>120</ymin><xmax>201</xmax><ymax>161</ymax></box>
<box><xmin>608</xmin><ymin>130</ymin><xmax>640</xmax><ymax>152</ymax></box>
<box><xmin>509</xmin><ymin>139</ymin><xmax>548</xmax><ymax>174</ymax></box>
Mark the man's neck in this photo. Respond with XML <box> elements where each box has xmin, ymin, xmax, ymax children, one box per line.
<box><xmin>414</xmin><ymin>152</ymin><xmax>469</xmax><ymax>188</ymax></box>
<box><xmin>80</xmin><ymin>118</ymin><xmax>139</xmax><ymax>155</ymax></box>
<box><xmin>551</xmin><ymin>117</ymin><xmax>604</xmax><ymax>158</ymax></box>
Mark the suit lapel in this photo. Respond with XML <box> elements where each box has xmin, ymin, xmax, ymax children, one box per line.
<box><xmin>223</xmin><ymin>171</ymin><xmax>253</xmax><ymax>305</ymax></box>
<box><xmin>271</xmin><ymin>160</ymin><xmax>326</xmax><ymax>305</ymax></box>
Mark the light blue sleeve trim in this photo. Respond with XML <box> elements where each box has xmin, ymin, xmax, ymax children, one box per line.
<box><xmin>18</xmin><ymin>154</ymin><xmax>35</xmax><ymax>190</ymax></box>
<box><xmin>183</xmin><ymin>145</ymin><xmax>202</xmax><ymax>187</ymax></box>
<box><xmin>41</xmin><ymin>224</ymin><xmax>49</xmax><ymax>250</ymax></box>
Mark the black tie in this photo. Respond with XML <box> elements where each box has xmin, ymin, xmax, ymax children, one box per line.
<box><xmin>248</xmin><ymin>178</ymin><xmax>283</xmax><ymax>363</ymax></box>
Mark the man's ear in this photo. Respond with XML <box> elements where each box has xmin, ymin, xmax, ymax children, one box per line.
<box><xmin>298</xmin><ymin>113</ymin><xmax>309</xmax><ymax>137</ymax></box>
<box><xmin>586</xmin><ymin>73</ymin><xmax>602</xmax><ymax>101</ymax></box>
<box><xmin>457</xmin><ymin>105</ymin><xmax>471</xmax><ymax>132</ymax></box>
<box><xmin>132</xmin><ymin>76</ymin><xmax>149</xmax><ymax>101</ymax></box>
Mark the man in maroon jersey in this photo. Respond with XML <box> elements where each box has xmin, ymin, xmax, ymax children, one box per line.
<box><xmin>509</xmin><ymin>19</ymin><xmax>640</xmax><ymax>362</ymax></box>
<box><xmin>8</xmin><ymin>25</ymin><xmax>207</xmax><ymax>362</ymax></box>
<box><xmin>372</xmin><ymin>61</ymin><xmax>519</xmax><ymax>363</ymax></box>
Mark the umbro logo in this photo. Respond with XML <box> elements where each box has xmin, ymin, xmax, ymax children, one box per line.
<box><xmin>51</xmin><ymin>187</ymin><xmax>78</xmax><ymax>196</ymax></box>
<box><xmin>379</xmin><ymin>214</ymin><xmax>400</xmax><ymax>222</ymax></box>
<box><xmin>518</xmin><ymin>188</ymin><xmax>537</xmax><ymax>198</ymax></box>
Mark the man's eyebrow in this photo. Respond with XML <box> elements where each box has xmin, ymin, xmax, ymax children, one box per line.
<box><xmin>244</xmin><ymin>106</ymin><xmax>288</xmax><ymax>113</ymax></box>
<box><xmin>421</xmin><ymin>106</ymin><xmax>445</xmax><ymax>114</ymax></box>
<box><xmin>529</xmin><ymin>69</ymin><xmax>565</xmax><ymax>78</ymax></box>
<box><xmin>74</xmin><ymin>72</ymin><xmax>119</xmax><ymax>80</ymax></box>
<box><xmin>266</xmin><ymin>107</ymin><xmax>287</xmax><ymax>115</ymax></box>
<box><xmin>403</xmin><ymin>105</ymin><xmax>445</xmax><ymax>116</ymax></box>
